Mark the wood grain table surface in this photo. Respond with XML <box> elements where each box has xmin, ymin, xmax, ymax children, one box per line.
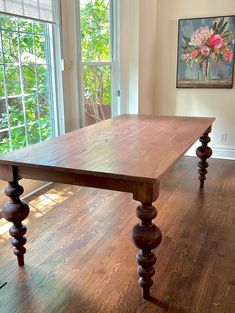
<box><xmin>0</xmin><ymin>114</ymin><xmax>215</xmax><ymax>299</ymax></box>
<box><xmin>0</xmin><ymin>114</ymin><xmax>215</xmax><ymax>181</ymax></box>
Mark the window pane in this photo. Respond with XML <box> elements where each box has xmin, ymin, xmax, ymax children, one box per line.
<box><xmin>83</xmin><ymin>65</ymin><xmax>111</xmax><ymax>125</ymax></box>
<box><xmin>18</xmin><ymin>18</ymin><xmax>33</xmax><ymax>33</ymax></box>
<box><xmin>20</xmin><ymin>33</ymin><xmax>34</xmax><ymax>57</ymax></box>
<box><xmin>37</xmin><ymin>65</ymin><xmax>48</xmax><ymax>92</ymax></box>
<box><xmin>0</xmin><ymin>15</ymin><xmax>17</xmax><ymax>31</ymax></box>
<box><xmin>22</xmin><ymin>65</ymin><xmax>37</xmax><ymax>94</ymax></box>
<box><xmin>34</xmin><ymin>21</ymin><xmax>45</xmax><ymax>35</ymax></box>
<box><xmin>8</xmin><ymin>97</ymin><xmax>24</xmax><ymax>127</ymax></box>
<box><xmin>80</xmin><ymin>0</ymin><xmax>111</xmax><ymax>62</ymax></box>
<box><xmin>27</xmin><ymin>122</ymin><xmax>40</xmax><ymax>145</ymax></box>
<box><xmin>2</xmin><ymin>30</ymin><xmax>19</xmax><ymax>64</ymax></box>
<box><xmin>0</xmin><ymin>99</ymin><xmax>8</xmax><ymax>129</ymax></box>
<box><xmin>40</xmin><ymin>119</ymin><xmax>52</xmax><ymax>141</ymax></box>
<box><xmin>0</xmin><ymin>130</ymin><xmax>10</xmax><ymax>154</ymax></box>
<box><xmin>11</xmin><ymin>126</ymin><xmax>26</xmax><ymax>150</ymax></box>
<box><xmin>35</xmin><ymin>35</ymin><xmax>47</xmax><ymax>63</ymax></box>
<box><xmin>5</xmin><ymin>65</ymin><xmax>21</xmax><ymax>95</ymax></box>
<box><xmin>39</xmin><ymin>93</ymin><xmax>50</xmax><ymax>120</ymax></box>
<box><xmin>25</xmin><ymin>95</ymin><xmax>38</xmax><ymax>122</ymax></box>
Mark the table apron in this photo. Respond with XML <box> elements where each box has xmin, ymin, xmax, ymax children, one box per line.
<box><xmin>0</xmin><ymin>164</ymin><xmax>159</xmax><ymax>203</ymax></box>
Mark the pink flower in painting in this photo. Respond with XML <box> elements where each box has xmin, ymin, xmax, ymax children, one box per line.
<box><xmin>207</xmin><ymin>34</ymin><xmax>223</xmax><ymax>49</ymax></box>
<box><xmin>200</xmin><ymin>46</ymin><xmax>211</xmax><ymax>56</ymax></box>
<box><xmin>181</xmin><ymin>53</ymin><xmax>193</xmax><ymax>65</ymax></box>
<box><xmin>223</xmin><ymin>49</ymin><xmax>233</xmax><ymax>61</ymax></box>
<box><xmin>190</xmin><ymin>49</ymin><xmax>200</xmax><ymax>58</ymax></box>
<box><xmin>189</xmin><ymin>26</ymin><xmax>211</xmax><ymax>46</ymax></box>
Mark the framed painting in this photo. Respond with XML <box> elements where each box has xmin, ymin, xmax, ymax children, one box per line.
<box><xmin>176</xmin><ymin>15</ymin><xmax>235</xmax><ymax>88</ymax></box>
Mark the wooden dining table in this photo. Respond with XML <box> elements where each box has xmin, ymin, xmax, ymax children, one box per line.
<box><xmin>0</xmin><ymin>114</ymin><xmax>215</xmax><ymax>299</ymax></box>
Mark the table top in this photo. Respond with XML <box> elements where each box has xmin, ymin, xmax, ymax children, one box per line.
<box><xmin>0</xmin><ymin>115</ymin><xmax>215</xmax><ymax>183</ymax></box>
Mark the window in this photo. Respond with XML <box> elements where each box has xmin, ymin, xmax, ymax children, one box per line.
<box><xmin>79</xmin><ymin>0</ymin><xmax>119</xmax><ymax>126</ymax></box>
<box><xmin>0</xmin><ymin>14</ymin><xmax>56</xmax><ymax>155</ymax></box>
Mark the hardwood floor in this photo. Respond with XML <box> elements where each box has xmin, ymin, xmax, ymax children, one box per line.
<box><xmin>0</xmin><ymin>156</ymin><xmax>235</xmax><ymax>313</ymax></box>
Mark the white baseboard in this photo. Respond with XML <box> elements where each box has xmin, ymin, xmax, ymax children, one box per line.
<box><xmin>23</xmin><ymin>182</ymin><xmax>53</xmax><ymax>200</ymax></box>
<box><xmin>186</xmin><ymin>144</ymin><xmax>235</xmax><ymax>160</ymax></box>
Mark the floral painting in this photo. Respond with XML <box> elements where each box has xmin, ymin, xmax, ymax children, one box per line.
<box><xmin>176</xmin><ymin>16</ymin><xmax>235</xmax><ymax>88</ymax></box>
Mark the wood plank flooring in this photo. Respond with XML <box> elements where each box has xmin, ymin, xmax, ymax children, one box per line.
<box><xmin>0</xmin><ymin>156</ymin><xmax>235</xmax><ymax>313</ymax></box>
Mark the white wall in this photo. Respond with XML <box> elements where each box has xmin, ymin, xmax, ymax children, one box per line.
<box><xmin>155</xmin><ymin>0</ymin><xmax>235</xmax><ymax>159</ymax></box>
<box><xmin>139</xmin><ymin>0</ymin><xmax>157</xmax><ymax>115</ymax></box>
<box><xmin>119</xmin><ymin>0</ymin><xmax>139</xmax><ymax>114</ymax></box>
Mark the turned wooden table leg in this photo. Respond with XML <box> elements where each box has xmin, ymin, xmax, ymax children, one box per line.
<box><xmin>196</xmin><ymin>126</ymin><xmax>213</xmax><ymax>188</ymax></box>
<box><xmin>132</xmin><ymin>202</ymin><xmax>162</xmax><ymax>299</ymax></box>
<box><xmin>2</xmin><ymin>180</ymin><xmax>30</xmax><ymax>266</ymax></box>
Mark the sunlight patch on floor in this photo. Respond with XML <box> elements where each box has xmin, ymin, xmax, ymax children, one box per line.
<box><xmin>0</xmin><ymin>184</ymin><xmax>78</xmax><ymax>241</ymax></box>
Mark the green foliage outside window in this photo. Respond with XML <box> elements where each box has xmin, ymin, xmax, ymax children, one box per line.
<box><xmin>80</xmin><ymin>0</ymin><xmax>112</xmax><ymax>124</ymax></box>
<box><xmin>80</xmin><ymin>0</ymin><xmax>110</xmax><ymax>62</ymax></box>
<box><xmin>0</xmin><ymin>14</ymin><xmax>53</xmax><ymax>155</ymax></box>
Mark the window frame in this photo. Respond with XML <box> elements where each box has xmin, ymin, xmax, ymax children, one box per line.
<box><xmin>76</xmin><ymin>0</ymin><xmax>120</xmax><ymax>127</ymax></box>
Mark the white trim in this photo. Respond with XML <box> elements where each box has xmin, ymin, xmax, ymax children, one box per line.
<box><xmin>186</xmin><ymin>143</ymin><xmax>235</xmax><ymax>160</ymax></box>
<box><xmin>119</xmin><ymin>0</ymin><xmax>128</xmax><ymax>114</ymax></box>
<box><xmin>75</xmin><ymin>0</ymin><xmax>85</xmax><ymax>128</ymax></box>
<box><xmin>23</xmin><ymin>182</ymin><xmax>53</xmax><ymax>200</ymax></box>
<box><xmin>51</xmin><ymin>0</ymin><xmax>65</xmax><ymax>136</ymax></box>
<box><xmin>111</xmin><ymin>0</ymin><xmax>120</xmax><ymax>117</ymax></box>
